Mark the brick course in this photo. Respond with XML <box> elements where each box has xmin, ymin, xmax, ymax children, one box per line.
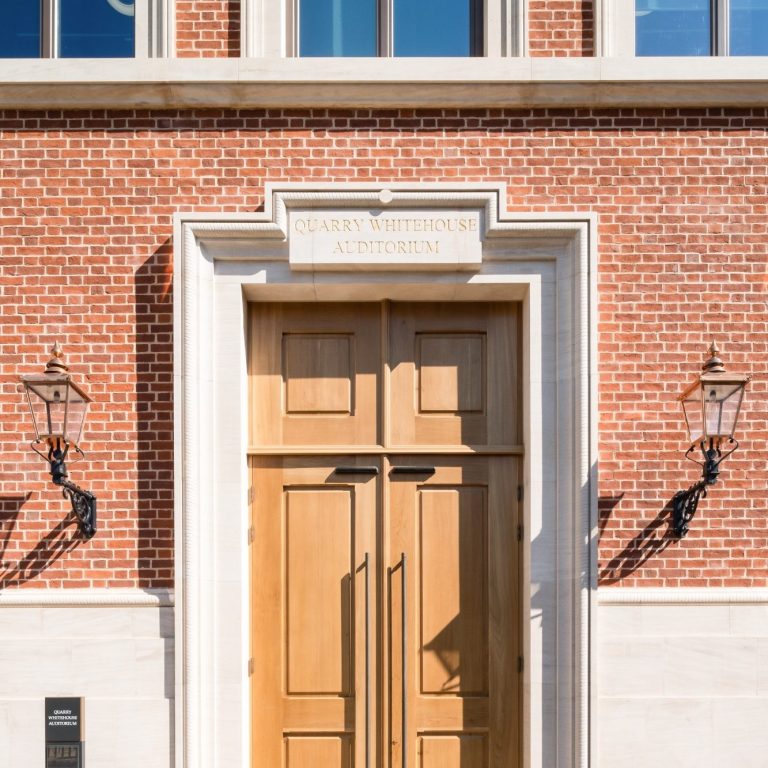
<box><xmin>529</xmin><ymin>0</ymin><xmax>594</xmax><ymax>56</ymax></box>
<box><xmin>1</xmin><ymin>108</ymin><xmax>766</xmax><ymax>589</ymax></box>
<box><xmin>176</xmin><ymin>0</ymin><xmax>240</xmax><ymax>57</ymax></box>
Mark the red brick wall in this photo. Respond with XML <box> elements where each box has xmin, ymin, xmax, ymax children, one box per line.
<box><xmin>1</xmin><ymin>108</ymin><xmax>766</xmax><ymax>589</ymax></box>
<box><xmin>176</xmin><ymin>0</ymin><xmax>240</xmax><ymax>57</ymax></box>
<box><xmin>529</xmin><ymin>0</ymin><xmax>594</xmax><ymax>56</ymax></box>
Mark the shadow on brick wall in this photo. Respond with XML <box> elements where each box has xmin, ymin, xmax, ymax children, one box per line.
<box><xmin>580</xmin><ymin>0</ymin><xmax>594</xmax><ymax>56</ymax></box>
<box><xmin>0</xmin><ymin>493</ymin><xmax>83</xmax><ymax>587</ymax></box>
<box><xmin>599</xmin><ymin>495</ymin><xmax>676</xmax><ymax>585</ymax></box>
<box><xmin>227</xmin><ymin>0</ymin><xmax>241</xmax><ymax>57</ymax></box>
<box><xmin>134</xmin><ymin>239</ymin><xmax>174</xmax><ymax>589</ymax></box>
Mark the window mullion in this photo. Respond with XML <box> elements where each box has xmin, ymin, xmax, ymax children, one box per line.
<box><xmin>41</xmin><ymin>0</ymin><xmax>57</xmax><ymax>57</ymax></box>
<box><xmin>470</xmin><ymin>0</ymin><xmax>483</xmax><ymax>56</ymax></box>
<box><xmin>717</xmin><ymin>0</ymin><xmax>730</xmax><ymax>55</ymax></box>
<box><xmin>135</xmin><ymin>0</ymin><xmax>150</xmax><ymax>57</ymax></box>
<box><xmin>380</xmin><ymin>0</ymin><xmax>393</xmax><ymax>56</ymax></box>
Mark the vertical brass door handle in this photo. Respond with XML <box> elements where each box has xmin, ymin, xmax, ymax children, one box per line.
<box><xmin>364</xmin><ymin>552</ymin><xmax>371</xmax><ymax>768</ymax></box>
<box><xmin>401</xmin><ymin>552</ymin><xmax>407</xmax><ymax>768</ymax></box>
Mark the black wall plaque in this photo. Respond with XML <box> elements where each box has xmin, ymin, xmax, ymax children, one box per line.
<box><xmin>45</xmin><ymin>698</ymin><xmax>83</xmax><ymax>743</ymax></box>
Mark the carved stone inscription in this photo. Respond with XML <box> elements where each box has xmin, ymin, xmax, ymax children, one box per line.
<box><xmin>288</xmin><ymin>208</ymin><xmax>483</xmax><ymax>270</ymax></box>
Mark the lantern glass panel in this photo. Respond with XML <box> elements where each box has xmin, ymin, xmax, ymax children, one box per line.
<box><xmin>681</xmin><ymin>387</ymin><xmax>704</xmax><ymax>443</ymax></box>
<box><xmin>65</xmin><ymin>394</ymin><xmax>88</xmax><ymax>445</ymax></box>
<box><xmin>703</xmin><ymin>381</ymin><xmax>745</xmax><ymax>439</ymax></box>
<box><xmin>23</xmin><ymin>377</ymin><xmax>89</xmax><ymax>446</ymax></box>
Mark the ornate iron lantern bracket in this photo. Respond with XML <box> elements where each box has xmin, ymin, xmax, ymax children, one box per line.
<box><xmin>21</xmin><ymin>344</ymin><xmax>97</xmax><ymax>539</ymax></box>
<box><xmin>674</xmin><ymin>343</ymin><xmax>749</xmax><ymax>538</ymax></box>
<box><xmin>672</xmin><ymin>437</ymin><xmax>737</xmax><ymax>538</ymax></box>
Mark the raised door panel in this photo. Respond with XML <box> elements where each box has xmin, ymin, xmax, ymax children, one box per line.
<box><xmin>388</xmin><ymin>457</ymin><xmax>520</xmax><ymax>768</ymax></box>
<box><xmin>419</xmin><ymin>486</ymin><xmax>488</xmax><ymax>696</ymax></box>
<box><xmin>285</xmin><ymin>735</ymin><xmax>353</xmax><ymax>768</ymax></box>
<box><xmin>250</xmin><ymin>303</ymin><xmax>380</xmax><ymax>447</ymax></box>
<box><xmin>251</xmin><ymin>458</ymin><xmax>378</xmax><ymax>768</ymax></box>
<box><xmin>285</xmin><ymin>487</ymin><xmax>353</xmax><ymax>695</ymax></box>
<box><xmin>389</xmin><ymin>303</ymin><xmax>519</xmax><ymax>448</ymax></box>
<box><xmin>419</xmin><ymin>734</ymin><xmax>488</xmax><ymax>768</ymax></box>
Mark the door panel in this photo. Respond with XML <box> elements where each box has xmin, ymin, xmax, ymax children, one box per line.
<box><xmin>389</xmin><ymin>302</ymin><xmax>519</xmax><ymax>448</ymax></box>
<box><xmin>419</xmin><ymin>486</ymin><xmax>488</xmax><ymax>696</ymax></box>
<box><xmin>251</xmin><ymin>458</ymin><xmax>379</xmax><ymax>768</ymax></box>
<box><xmin>250</xmin><ymin>303</ymin><xmax>381</xmax><ymax>447</ymax></box>
<box><xmin>285</xmin><ymin>735</ymin><xmax>353</xmax><ymax>768</ymax></box>
<box><xmin>285</xmin><ymin>486</ymin><xmax>354</xmax><ymax>695</ymax></box>
<box><xmin>388</xmin><ymin>457</ymin><xmax>520</xmax><ymax>768</ymax></box>
<box><xmin>419</xmin><ymin>734</ymin><xmax>488</xmax><ymax>768</ymax></box>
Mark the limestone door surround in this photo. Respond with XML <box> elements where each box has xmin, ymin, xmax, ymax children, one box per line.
<box><xmin>172</xmin><ymin>183</ymin><xmax>598</xmax><ymax>768</ymax></box>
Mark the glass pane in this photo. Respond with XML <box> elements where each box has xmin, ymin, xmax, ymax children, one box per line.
<box><xmin>703</xmin><ymin>382</ymin><xmax>744</xmax><ymax>438</ymax></box>
<box><xmin>394</xmin><ymin>0</ymin><xmax>474</xmax><ymax>56</ymax></box>
<box><xmin>25</xmin><ymin>390</ymin><xmax>48</xmax><ymax>441</ymax></box>
<box><xmin>731</xmin><ymin>0</ymin><xmax>768</xmax><ymax>55</ymax></box>
<box><xmin>300</xmin><ymin>0</ymin><xmax>377</xmax><ymax>56</ymax></box>
<box><xmin>60</xmin><ymin>0</ymin><xmax>135</xmax><ymax>58</ymax></box>
<box><xmin>636</xmin><ymin>0</ymin><xmax>712</xmax><ymax>56</ymax></box>
<box><xmin>681</xmin><ymin>391</ymin><xmax>704</xmax><ymax>443</ymax></box>
<box><xmin>65</xmin><ymin>398</ymin><xmax>88</xmax><ymax>445</ymax></box>
<box><xmin>0</xmin><ymin>0</ymin><xmax>40</xmax><ymax>57</ymax></box>
<box><xmin>25</xmin><ymin>381</ymin><xmax>68</xmax><ymax>436</ymax></box>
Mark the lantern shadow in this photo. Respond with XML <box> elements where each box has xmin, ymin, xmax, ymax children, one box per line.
<box><xmin>0</xmin><ymin>494</ymin><xmax>83</xmax><ymax>588</ymax></box>
<box><xmin>599</xmin><ymin>495</ymin><xmax>677</xmax><ymax>585</ymax></box>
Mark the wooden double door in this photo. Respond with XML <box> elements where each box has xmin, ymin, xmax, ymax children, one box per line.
<box><xmin>249</xmin><ymin>302</ymin><xmax>522</xmax><ymax>768</ymax></box>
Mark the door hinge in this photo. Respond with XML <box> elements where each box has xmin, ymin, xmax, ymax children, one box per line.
<box><xmin>517</xmin><ymin>485</ymin><xmax>523</xmax><ymax>502</ymax></box>
<box><xmin>248</xmin><ymin>486</ymin><xmax>254</xmax><ymax>504</ymax></box>
<box><xmin>517</xmin><ymin>523</ymin><xmax>523</xmax><ymax>542</ymax></box>
<box><xmin>517</xmin><ymin>655</ymin><xmax>524</xmax><ymax>673</ymax></box>
<box><xmin>248</xmin><ymin>658</ymin><xmax>254</xmax><ymax>676</ymax></box>
<box><xmin>248</xmin><ymin>526</ymin><xmax>255</xmax><ymax>545</ymax></box>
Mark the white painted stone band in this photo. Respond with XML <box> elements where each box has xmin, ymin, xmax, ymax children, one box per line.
<box><xmin>599</xmin><ymin>588</ymin><xmax>768</xmax><ymax>605</ymax></box>
<box><xmin>0</xmin><ymin>588</ymin><xmax>174</xmax><ymax>607</ymax></box>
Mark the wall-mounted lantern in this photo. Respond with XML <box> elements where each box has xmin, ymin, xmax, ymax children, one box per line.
<box><xmin>673</xmin><ymin>343</ymin><xmax>751</xmax><ymax>538</ymax></box>
<box><xmin>20</xmin><ymin>343</ymin><xmax>97</xmax><ymax>539</ymax></box>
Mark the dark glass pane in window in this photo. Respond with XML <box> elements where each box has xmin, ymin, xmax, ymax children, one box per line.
<box><xmin>636</xmin><ymin>0</ymin><xmax>711</xmax><ymax>56</ymax></box>
<box><xmin>0</xmin><ymin>0</ymin><xmax>40</xmax><ymax>58</ymax></box>
<box><xmin>731</xmin><ymin>0</ymin><xmax>768</xmax><ymax>55</ymax></box>
<box><xmin>60</xmin><ymin>0</ymin><xmax>135</xmax><ymax>58</ymax></box>
<box><xmin>394</xmin><ymin>0</ymin><xmax>474</xmax><ymax>56</ymax></box>
<box><xmin>300</xmin><ymin>0</ymin><xmax>377</xmax><ymax>56</ymax></box>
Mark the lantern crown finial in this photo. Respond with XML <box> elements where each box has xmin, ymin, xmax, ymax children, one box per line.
<box><xmin>44</xmin><ymin>341</ymin><xmax>69</xmax><ymax>375</ymax></box>
<box><xmin>702</xmin><ymin>341</ymin><xmax>725</xmax><ymax>373</ymax></box>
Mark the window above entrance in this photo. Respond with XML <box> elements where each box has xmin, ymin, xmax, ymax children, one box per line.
<box><xmin>637</xmin><ymin>0</ymin><xmax>768</xmax><ymax>56</ymax></box>
<box><xmin>242</xmin><ymin>0</ymin><xmax>521</xmax><ymax>57</ymax></box>
<box><xmin>0</xmin><ymin>0</ymin><xmax>170</xmax><ymax>58</ymax></box>
<box><xmin>608</xmin><ymin>0</ymin><xmax>768</xmax><ymax>56</ymax></box>
<box><xmin>297</xmin><ymin>0</ymin><xmax>483</xmax><ymax>57</ymax></box>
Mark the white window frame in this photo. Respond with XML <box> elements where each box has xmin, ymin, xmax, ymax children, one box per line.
<box><xmin>37</xmin><ymin>0</ymin><xmax>173</xmax><ymax>58</ymax></box>
<box><xmin>605</xmin><ymin>0</ymin><xmax>753</xmax><ymax>57</ymax></box>
<box><xmin>242</xmin><ymin>0</ymin><xmax>526</xmax><ymax>58</ymax></box>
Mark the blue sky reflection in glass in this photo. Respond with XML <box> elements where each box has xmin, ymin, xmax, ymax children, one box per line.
<box><xmin>394</xmin><ymin>0</ymin><xmax>473</xmax><ymax>56</ymax></box>
<box><xmin>300</xmin><ymin>0</ymin><xmax>377</xmax><ymax>56</ymax></box>
<box><xmin>0</xmin><ymin>0</ymin><xmax>41</xmax><ymax>57</ymax></box>
<box><xmin>636</xmin><ymin>0</ymin><xmax>711</xmax><ymax>56</ymax></box>
<box><xmin>60</xmin><ymin>0</ymin><xmax>135</xmax><ymax>58</ymax></box>
<box><xmin>731</xmin><ymin>0</ymin><xmax>768</xmax><ymax>54</ymax></box>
